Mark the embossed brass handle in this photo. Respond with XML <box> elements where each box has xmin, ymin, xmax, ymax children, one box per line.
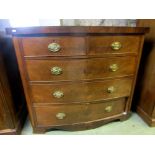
<box><xmin>48</xmin><ymin>43</ymin><xmax>61</xmax><ymax>52</ymax></box>
<box><xmin>111</xmin><ymin>42</ymin><xmax>122</xmax><ymax>50</ymax></box>
<box><xmin>109</xmin><ymin>64</ymin><xmax>118</xmax><ymax>72</ymax></box>
<box><xmin>51</xmin><ymin>66</ymin><xmax>62</xmax><ymax>75</ymax></box>
<box><xmin>107</xmin><ymin>86</ymin><xmax>115</xmax><ymax>93</ymax></box>
<box><xmin>56</xmin><ymin>112</ymin><xmax>66</xmax><ymax>119</ymax></box>
<box><xmin>105</xmin><ymin>106</ymin><xmax>112</xmax><ymax>113</ymax></box>
<box><xmin>53</xmin><ymin>91</ymin><xmax>64</xmax><ymax>98</ymax></box>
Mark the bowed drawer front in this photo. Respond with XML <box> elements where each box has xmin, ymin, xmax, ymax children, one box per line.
<box><xmin>8</xmin><ymin>26</ymin><xmax>148</xmax><ymax>133</ymax></box>
<box><xmin>30</xmin><ymin>78</ymin><xmax>133</xmax><ymax>104</ymax></box>
<box><xmin>34</xmin><ymin>98</ymin><xmax>126</xmax><ymax>127</ymax></box>
<box><xmin>26</xmin><ymin>57</ymin><xmax>136</xmax><ymax>82</ymax></box>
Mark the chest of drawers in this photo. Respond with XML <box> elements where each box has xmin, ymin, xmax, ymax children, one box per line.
<box><xmin>7</xmin><ymin>26</ymin><xmax>148</xmax><ymax>133</ymax></box>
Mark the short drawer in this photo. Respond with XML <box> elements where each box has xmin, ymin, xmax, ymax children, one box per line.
<box><xmin>30</xmin><ymin>78</ymin><xmax>133</xmax><ymax>103</ymax></box>
<box><xmin>21</xmin><ymin>36</ymin><xmax>86</xmax><ymax>56</ymax></box>
<box><xmin>34</xmin><ymin>98</ymin><xmax>126</xmax><ymax>126</ymax></box>
<box><xmin>26</xmin><ymin>57</ymin><xmax>136</xmax><ymax>82</ymax></box>
<box><xmin>88</xmin><ymin>36</ymin><xmax>141</xmax><ymax>55</ymax></box>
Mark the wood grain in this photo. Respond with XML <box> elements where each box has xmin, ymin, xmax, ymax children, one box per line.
<box><xmin>26</xmin><ymin>57</ymin><xmax>136</xmax><ymax>82</ymax></box>
<box><xmin>22</xmin><ymin>36</ymin><xmax>86</xmax><ymax>57</ymax></box>
<box><xmin>88</xmin><ymin>36</ymin><xmax>141</xmax><ymax>55</ymax></box>
<box><xmin>21</xmin><ymin>35</ymin><xmax>140</xmax><ymax>57</ymax></box>
<box><xmin>30</xmin><ymin>78</ymin><xmax>133</xmax><ymax>104</ymax></box>
<box><xmin>34</xmin><ymin>98</ymin><xmax>126</xmax><ymax>127</ymax></box>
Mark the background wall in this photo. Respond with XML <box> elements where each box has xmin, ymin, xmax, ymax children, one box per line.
<box><xmin>61</xmin><ymin>19</ymin><xmax>136</xmax><ymax>26</ymax></box>
<box><xmin>0</xmin><ymin>19</ymin><xmax>10</xmax><ymax>36</ymax></box>
<box><xmin>0</xmin><ymin>19</ymin><xmax>137</xmax><ymax>35</ymax></box>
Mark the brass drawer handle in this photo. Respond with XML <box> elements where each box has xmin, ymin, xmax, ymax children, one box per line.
<box><xmin>48</xmin><ymin>43</ymin><xmax>61</xmax><ymax>52</ymax></box>
<box><xmin>107</xmin><ymin>86</ymin><xmax>115</xmax><ymax>93</ymax></box>
<box><xmin>56</xmin><ymin>112</ymin><xmax>66</xmax><ymax>119</ymax></box>
<box><xmin>109</xmin><ymin>64</ymin><xmax>118</xmax><ymax>72</ymax></box>
<box><xmin>105</xmin><ymin>106</ymin><xmax>112</xmax><ymax>113</ymax></box>
<box><xmin>51</xmin><ymin>66</ymin><xmax>63</xmax><ymax>75</ymax></box>
<box><xmin>53</xmin><ymin>91</ymin><xmax>64</xmax><ymax>98</ymax></box>
<box><xmin>111</xmin><ymin>41</ymin><xmax>122</xmax><ymax>50</ymax></box>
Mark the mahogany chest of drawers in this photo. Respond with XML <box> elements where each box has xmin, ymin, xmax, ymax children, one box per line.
<box><xmin>7</xmin><ymin>26</ymin><xmax>148</xmax><ymax>133</ymax></box>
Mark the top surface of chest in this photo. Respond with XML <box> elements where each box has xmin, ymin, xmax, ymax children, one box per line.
<box><xmin>6</xmin><ymin>26</ymin><xmax>149</xmax><ymax>35</ymax></box>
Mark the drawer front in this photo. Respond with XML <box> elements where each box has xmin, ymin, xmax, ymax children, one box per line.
<box><xmin>26</xmin><ymin>57</ymin><xmax>136</xmax><ymax>82</ymax></box>
<box><xmin>88</xmin><ymin>36</ymin><xmax>141</xmax><ymax>55</ymax></box>
<box><xmin>34</xmin><ymin>98</ymin><xmax>126</xmax><ymax>126</ymax></box>
<box><xmin>30</xmin><ymin>78</ymin><xmax>133</xmax><ymax>103</ymax></box>
<box><xmin>21</xmin><ymin>37</ymin><xmax>86</xmax><ymax>56</ymax></box>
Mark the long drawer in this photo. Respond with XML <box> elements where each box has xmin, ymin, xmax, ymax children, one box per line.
<box><xmin>26</xmin><ymin>57</ymin><xmax>136</xmax><ymax>82</ymax></box>
<box><xmin>30</xmin><ymin>78</ymin><xmax>133</xmax><ymax>104</ymax></box>
<box><xmin>21</xmin><ymin>36</ymin><xmax>140</xmax><ymax>57</ymax></box>
<box><xmin>34</xmin><ymin>98</ymin><xmax>126</xmax><ymax>127</ymax></box>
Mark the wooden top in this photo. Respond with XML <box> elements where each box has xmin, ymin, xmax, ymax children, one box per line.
<box><xmin>6</xmin><ymin>26</ymin><xmax>149</xmax><ymax>35</ymax></box>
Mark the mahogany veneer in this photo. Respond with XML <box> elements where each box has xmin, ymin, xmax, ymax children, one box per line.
<box><xmin>26</xmin><ymin>57</ymin><xmax>136</xmax><ymax>82</ymax></box>
<box><xmin>7</xmin><ymin>26</ymin><xmax>148</xmax><ymax>133</ymax></box>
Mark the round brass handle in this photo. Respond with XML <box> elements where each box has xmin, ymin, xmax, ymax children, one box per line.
<box><xmin>111</xmin><ymin>42</ymin><xmax>122</xmax><ymax>50</ymax></box>
<box><xmin>105</xmin><ymin>106</ymin><xmax>112</xmax><ymax>113</ymax></box>
<box><xmin>51</xmin><ymin>66</ymin><xmax>63</xmax><ymax>75</ymax></box>
<box><xmin>53</xmin><ymin>91</ymin><xmax>64</xmax><ymax>98</ymax></box>
<box><xmin>109</xmin><ymin>64</ymin><xmax>119</xmax><ymax>72</ymax></box>
<box><xmin>56</xmin><ymin>112</ymin><xmax>66</xmax><ymax>120</ymax></box>
<box><xmin>107</xmin><ymin>86</ymin><xmax>115</xmax><ymax>93</ymax></box>
<box><xmin>48</xmin><ymin>42</ymin><xmax>61</xmax><ymax>52</ymax></box>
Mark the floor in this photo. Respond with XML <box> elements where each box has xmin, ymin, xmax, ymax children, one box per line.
<box><xmin>21</xmin><ymin>113</ymin><xmax>155</xmax><ymax>135</ymax></box>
